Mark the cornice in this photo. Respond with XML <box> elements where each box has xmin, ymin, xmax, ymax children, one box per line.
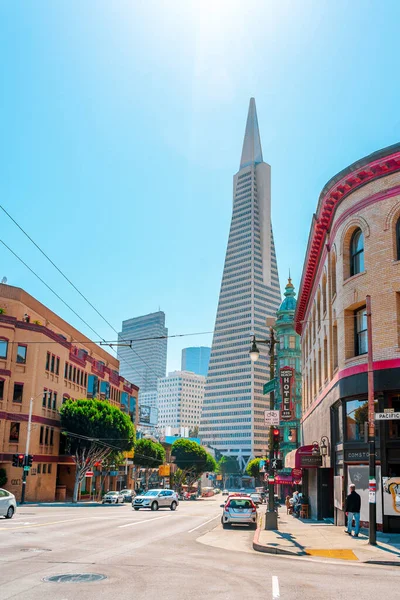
<box><xmin>295</xmin><ymin>146</ymin><xmax>400</xmax><ymax>334</ymax></box>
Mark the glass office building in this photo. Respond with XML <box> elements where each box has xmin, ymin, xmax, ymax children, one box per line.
<box><xmin>181</xmin><ymin>346</ymin><xmax>211</xmax><ymax>376</ymax></box>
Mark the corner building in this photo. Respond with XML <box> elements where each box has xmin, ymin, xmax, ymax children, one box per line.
<box><xmin>295</xmin><ymin>143</ymin><xmax>400</xmax><ymax>531</ymax></box>
<box><xmin>200</xmin><ymin>99</ymin><xmax>281</xmax><ymax>468</ymax></box>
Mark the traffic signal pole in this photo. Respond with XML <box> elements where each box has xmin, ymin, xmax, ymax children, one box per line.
<box><xmin>20</xmin><ymin>395</ymin><xmax>34</xmax><ymax>505</ymax></box>
<box><xmin>265</xmin><ymin>327</ymin><xmax>278</xmax><ymax>530</ymax></box>
<box><xmin>366</xmin><ymin>295</ymin><xmax>376</xmax><ymax>545</ymax></box>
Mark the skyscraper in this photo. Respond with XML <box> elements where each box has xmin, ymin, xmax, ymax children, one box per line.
<box><xmin>117</xmin><ymin>311</ymin><xmax>167</xmax><ymax>397</ymax></box>
<box><xmin>181</xmin><ymin>346</ymin><xmax>211</xmax><ymax>376</ymax></box>
<box><xmin>200</xmin><ymin>98</ymin><xmax>281</xmax><ymax>468</ymax></box>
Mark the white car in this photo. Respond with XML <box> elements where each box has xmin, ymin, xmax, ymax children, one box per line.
<box><xmin>102</xmin><ymin>491</ymin><xmax>125</xmax><ymax>504</ymax></box>
<box><xmin>222</xmin><ymin>489</ymin><xmax>229</xmax><ymax>496</ymax></box>
<box><xmin>133</xmin><ymin>489</ymin><xmax>179</xmax><ymax>511</ymax></box>
<box><xmin>0</xmin><ymin>489</ymin><xmax>16</xmax><ymax>519</ymax></box>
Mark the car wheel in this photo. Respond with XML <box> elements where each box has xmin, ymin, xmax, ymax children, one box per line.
<box><xmin>134</xmin><ymin>507</ymin><xmax>139</xmax><ymax>511</ymax></box>
<box><xmin>222</xmin><ymin>522</ymin><xmax>230</xmax><ymax>529</ymax></box>
<box><xmin>5</xmin><ymin>506</ymin><xmax>14</xmax><ymax>519</ymax></box>
<box><xmin>151</xmin><ymin>502</ymin><xmax>158</xmax><ymax>511</ymax></box>
<box><xmin>170</xmin><ymin>501</ymin><xmax>177</xmax><ymax>511</ymax></box>
<box><xmin>250</xmin><ymin>522</ymin><xmax>257</xmax><ymax>530</ymax></box>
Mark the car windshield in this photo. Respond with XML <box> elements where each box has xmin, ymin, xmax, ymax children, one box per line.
<box><xmin>229</xmin><ymin>499</ymin><xmax>252</xmax><ymax>508</ymax></box>
<box><xmin>143</xmin><ymin>491</ymin><xmax>159</xmax><ymax>496</ymax></box>
<box><xmin>107</xmin><ymin>492</ymin><xmax>118</xmax><ymax>496</ymax></box>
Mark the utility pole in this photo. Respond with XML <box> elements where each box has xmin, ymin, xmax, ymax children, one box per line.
<box><xmin>20</xmin><ymin>395</ymin><xmax>34</xmax><ymax>505</ymax></box>
<box><xmin>366</xmin><ymin>295</ymin><xmax>376</xmax><ymax>545</ymax></box>
<box><xmin>266</xmin><ymin>326</ymin><xmax>278</xmax><ymax>530</ymax></box>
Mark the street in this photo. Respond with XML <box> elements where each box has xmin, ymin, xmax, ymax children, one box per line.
<box><xmin>1</xmin><ymin>498</ymin><xmax>400</xmax><ymax>600</ymax></box>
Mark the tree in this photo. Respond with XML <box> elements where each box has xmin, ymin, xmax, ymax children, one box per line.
<box><xmin>217</xmin><ymin>456</ymin><xmax>241</xmax><ymax>487</ymax></box>
<box><xmin>60</xmin><ymin>398</ymin><xmax>135</xmax><ymax>503</ymax></box>
<box><xmin>0</xmin><ymin>467</ymin><xmax>7</xmax><ymax>488</ymax></box>
<box><xmin>246</xmin><ymin>458</ymin><xmax>266</xmax><ymax>484</ymax></box>
<box><xmin>133</xmin><ymin>438</ymin><xmax>166</xmax><ymax>489</ymax></box>
<box><xmin>96</xmin><ymin>451</ymin><xmax>125</xmax><ymax>500</ymax></box>
<box><xmin>171</xmin><ymin>439</ymin><xmax>216</xmax><ymax>492</ymax></box>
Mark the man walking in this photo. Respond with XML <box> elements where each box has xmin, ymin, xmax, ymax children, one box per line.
<box><xmin>345</xmin><ymin>483</ymin><xmax>361</xmax><ymax>537</ymax></box>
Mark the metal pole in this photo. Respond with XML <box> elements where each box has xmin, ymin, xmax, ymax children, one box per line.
<box><xmin>20</xmin><ymin>395</ymin><xmax>34</xmax><ymax>505</ymax></box>
<box><xmin>265</xmin><ymin>327</ymin><xmax>278</xmax><ymax>530</ymax></box>
<box><xmin>366</xmin><ymin>295</ymin><xmax>376</xmax><ymax>545</ymax></box>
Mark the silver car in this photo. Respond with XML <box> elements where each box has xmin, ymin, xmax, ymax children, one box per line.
<box><xmin>133</xmin><ymin>489</ymin><xmax>179</xmax><ymax>511</ymax></box>
<box><xmin>221</xmin><ymin>496</ymin><xmax>257</xmax><ymax>529</ymax></box>
<box><xmin>102</xmin><ymin>491</ymin><xmax>125</xmax><ymax>504</ymax></box>
<box><xmin>0</xmin><ymin>488</ymin><xmax>16</xmax><ymax>519</ymax></box>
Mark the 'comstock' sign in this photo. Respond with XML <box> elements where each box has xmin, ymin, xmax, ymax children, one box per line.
<box><xmin>280</xmin><ymin>366</ymin><xmax>294</xmax><ymax>421</ymax></box>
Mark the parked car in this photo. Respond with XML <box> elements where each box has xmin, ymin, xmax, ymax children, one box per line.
<box><xmin>220</xmin><ymin>496</ymin><xmax>257</xmax><ymax>529</ymax></box>
<box><xmin>120</xmin><ymin>489</ymin><xmax>135</xmax><ymax>502</ymax></box>
<box><xmin>250</xmin><ymin>493</ymin><xmax>262</xmax><ymax>506</ymax></box>
<box><xmin>102</xmin><ymin>491</ymin><xmax>125</xmax><ymax>504</ymax></box>
<box><xmin>0</xmin><ymin>489</ymin><xmax>16</xmax><ymax>519</ymax></box>
<box><xmin>133</xmin><ymin>489</ymin><xmax>179</xmax><ymax>511</ymax></box>
<box><xmin>222</xmin><ymin>489</ymin><xmax>229</xmax><ymax>496</ymax></box>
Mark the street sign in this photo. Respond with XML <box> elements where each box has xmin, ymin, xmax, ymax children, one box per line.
<box><xmin>85</xmin><ymin>471</ymin><xmax>94</xmax><ymax>477</ymax></box>
<box><xmin>23</xmin><ymin>466</ymin><xmax>30</xmax><ymax>472</ymax></box>
<box><xmin>263</xmin><ymin>379</ymin><xmax>276</xmax><ymax>395</ymax></box>
<box><xmin>375</xmin><ymin>412</ymin><xmax>400</xmax><ymax>420</ymax></box>
<box><xmin>292</xmin><ymin>468</ymin><xmax>302</xmax><ymax>480</ymax></box>
<box><xmin>264</xmin><ymin>409</ymin><xmax>280</xmax><ymax>426</ymax></box>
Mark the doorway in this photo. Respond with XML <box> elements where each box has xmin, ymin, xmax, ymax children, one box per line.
<box><xmin>318</xmin><ymin>468</ymin><xmax>334</xmax><ymax>519</ymax></box>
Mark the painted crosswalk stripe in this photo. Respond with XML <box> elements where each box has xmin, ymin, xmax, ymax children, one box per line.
<box><xmin>272</xmin><ymin>576</ymin><xmax>280</xmax><ymax>599</ymax></box>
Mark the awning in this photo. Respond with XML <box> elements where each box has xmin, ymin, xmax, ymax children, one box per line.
<box><xmin>275</xmin><ymin>474</ymin><xmax>294</xmax><ymax>485</ymax></box>
<box><xmin>295</xmin><ymin>445</ymin><xmax>323</xmax><ymax>469</ymax></box>
<box><xmin>285</xmin><ymin>449</ymin><xmax>297</xmax><ymax>469</ymax></box>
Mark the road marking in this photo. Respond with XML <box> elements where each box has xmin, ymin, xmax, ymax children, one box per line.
<box><xmin>188</xmin><ymin>515</ymin><xmax>220</xmax><ymax>533</ymax></box>
<box><xmin>0</xmin><ymin>517</ymin><xmax>92</xmax><ymax>531</ymax></box>
<box><xmin>118</xmin><ymin>515</ymin><xmax>172</xmax><ymax>528</ymax></box>
<box><xmin>272</xmin><ymin>575</ymin><xmax>280</xmax><ymax>599</ymax></box>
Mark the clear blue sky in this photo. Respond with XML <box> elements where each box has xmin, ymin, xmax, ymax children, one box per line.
<box><xmin>1</xmin><ymin>1</ymin><xmax>399</xmax><ymax>377</ymax></box>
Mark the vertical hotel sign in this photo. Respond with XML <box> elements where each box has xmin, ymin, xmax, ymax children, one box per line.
<box><xmin>280</xmin><ymin>366</ymin><xmax>294</xmax><ymax>420</ymax></box>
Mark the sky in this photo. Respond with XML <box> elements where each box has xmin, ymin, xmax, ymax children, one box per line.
<box><xmin>0</xmin><ymin>1</ymin><xmax>399</xmax><ymax>378</ymax></box>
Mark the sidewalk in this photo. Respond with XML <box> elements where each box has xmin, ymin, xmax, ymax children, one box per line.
<box><xmin>253</xmin><ymin>505</ymin><xmax>400</xmax><ymax>564</ymax></box>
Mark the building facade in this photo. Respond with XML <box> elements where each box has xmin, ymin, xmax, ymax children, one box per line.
<box><xmin>0</xmin><ymin>284</ymin><xmax>139</xmax><ymax>502</ymax></box>
<box><xmin>274</xmin><ymin>278</ymin><xmax>302</xmax><ymax>496</ymax></box>
<box><xmin>181</xmin><ymin>346</ymin><xmax>211</xmax><ymax>377</ymax></box>
<box><xmin>158</xmin><ymin>371</ymin><xmax>205</xmax><ymax>433</ymax></box>
<box><xmin>200</xmin><ymin>98</ymin><xmax>281</xmax><ymax>468</ymax></box>
<box><xmin>117</xmin><ymin>311</ymin><xmax>167</xmax><ymax>396</ymax></box>
<box><xmin>295</xmin><ymin>143</ymin><xmax>400</xmax><ymax>531</ymax></box>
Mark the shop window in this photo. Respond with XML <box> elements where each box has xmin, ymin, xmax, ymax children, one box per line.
<box><xmin>0</xmin><ymin>379</ymin><xmax>4</xmax><ymax>400</ymax></box>
<box><xmin>16</xmin><ymin>345</ymin><xmax>27</xmax><ymax>364</ymax></box>
<box><xmin>13</xmin><ymin>383</ymin><xmax>23</xmax><ymax>403</ymax></box>
<box><xmin>346</xmin><ymin>399</ymin><xmax>368</xmax><ymax>441</ymax></box>
<box><xmin>9</xmin><ymin>422</ymin><xmax>20</xmax><ymax>442</ymax></box>
<box><xmin>355</xmin><ymin>307</ymin><xmax>368</xmax><ymax>356</ymax></box>
<box><xmin>350</xmin><ymin>229</ymin><xmax>364</xmax><ymax>276</ymax></box>
<box><xmin>0</xmin><ymin>339</ymin><xmax>8</xmax><ymax>359</ymax></box>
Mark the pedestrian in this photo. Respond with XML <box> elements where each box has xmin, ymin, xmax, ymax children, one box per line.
<box><xmin>345</xmin><ymin>483</ymin><xmax>361</xmax><ymax>537</ymax></box>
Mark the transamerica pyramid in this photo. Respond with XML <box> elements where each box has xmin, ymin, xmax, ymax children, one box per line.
<box><xmin>200</xmin><ymin>98</ymin><xmax>281</xmax><ymax>469</ymax></box>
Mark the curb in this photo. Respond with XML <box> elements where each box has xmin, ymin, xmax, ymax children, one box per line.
<box><xmin>252</xmin><ymin>514</ymin><xmax>305</xmax><ymax>557</ymax></box>
<box><xmin>19</xmin><ymin>502</ymin><xmax>107</xmax><ymax>507</ymax></box>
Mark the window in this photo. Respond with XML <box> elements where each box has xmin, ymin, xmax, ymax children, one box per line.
<box><xmin>322</xmin><ymin>275</ymin><xmax>327</xmax><ymax>315</ymax></box>
<box><xmin>350</xmin><ymin>229</ymin><xmax>364</xmax><ymax>276</ymax></box>
<box><xmin>346</xmin><ymin>399</ymin><xmax>368</xmax><ymax>441</ymax></box>
<box><xmin>50</xmin><ymin>428</ymin><xmax>54</xmax><ymax>446</ymax></box>
<box><xmin>355</xmin><ymin>307</ymin><xmax>368</xmax><ymax>356</ymax></box>
<box><xmin>50</xmin><ymin>354</ymin><xmax>55</xmax><ymax>373</ymax></box>
<box><xmin>64</xmin><ymin>362</ymin><xmax>68</xmax><ymax>378</ymax></box>
<box><xmin>43</xmin><ymin>464</ymin><xmax>47</xmax><ymax>474</ymax></box>
<box><xmin>332</xmin><ymin>324</ymin><xmax>338</xmax><ymax>370</ymax></box>
<box><xmin>13</xmin><ymin>383</ymin><xmax>23</xmax><ymax>403</ymax></box>
<box><xmin>0</xmin><ymin>339</ymin><xmax>8</xmax><ymax>359</ymax></box>
<box><xmin>45</xmin><ymin>352</ymin><xmax>50</xmax><ymax>371</ymax></box>
<box><xmin>37</xmin><ymin>464</ymin><xmax>41</xmax><ymax>474</ymax></box>
<box><xmin>47</xmin><ymin>391</ymin><xmax>52</xmax><ymax>409</ymax></box>
<box><xmin>52</xmin><ymin>392</ymin><xmax>57</xmax><ymax>411</ymax></box>
<box><xmin>9</xmin><ymin>422</ymin><xmax>20</xmax><ymax>442</ymax></box>
<box><xmin>40</xmin><ymin>426</ymin><xmax>44</xmax><ymax>445</ymax></box>
<box><xmin>289</xmin><ymin>336</ymin><xmax>296</xmax><ymax>349</ymax></box>
<box><xmin>48</xmin><ymin>464</ymin><xmax>52</xmax><ymax>474</ymax></box>
<box><xmin>323</xmin><ymin>337</ymin><xmax>328</xmax><ymax>382</ymax></box>
<box><xmin>55</xmin><ymin>357</ymin><xmax>60</xmax><ymax>375</ymax></box>
<box><xmin>45</xmin><ymin>427</ymin><xmax>49</xmax><ymax>445</ymax></box>
<box><xmin>16</xmin><ymin>345</ymin><xmax>27</xmax><ymax>364</ymax></box>
<box><xmin>42</xmin><ymin>389</ymin><xmax>48</xmax><ymax>407</ymax></box>
<box><xmin>0</xmin><ymin>379</ymin><xmax>4</xmax><ymax>400</ymax></box>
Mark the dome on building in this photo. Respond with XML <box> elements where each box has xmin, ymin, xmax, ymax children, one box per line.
<box><xmin>276</xmin><ymin>277</ymin><xmax>297</xmax><ymax>321</ymax></box>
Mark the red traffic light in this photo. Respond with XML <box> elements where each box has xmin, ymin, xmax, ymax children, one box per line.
<box><xmin>273</xmin><ymin>428</ymin><xmax>280</xmax><ymax>437</ymax></box>
<box><xmin>18</xmin><ymin>454</ymin><xmax>24</xmax><ymax>460</ymax></box>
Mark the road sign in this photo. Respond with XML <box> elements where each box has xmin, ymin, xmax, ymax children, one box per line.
<box><xmin>23</xmin><ymin>466</ymin><xmax>30</xmax><ymax>472</ymax></box>
<box><xmin>264</xmin><ymin>410</ymin><xmax>280</xmax><ymax>426</ymax></box>
<box><xmin>85</xmin><ymin>471</ymin><xmax>94</xmax><ymax>477</ymax></box>
<box><xmin>263</xmin><ymin>379</ymin><xmax>276</xmax><ymax>395</ymax></box>
<box><xmin>375</xmin><ymin>412</ymin><xmax>400</xmax><ymax>420</ymax></box>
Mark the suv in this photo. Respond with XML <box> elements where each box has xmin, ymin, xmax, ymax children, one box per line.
<box><xmin>133</xmin><ymin>489</ymin><xmax>179</xmax><ymax>511</ymax></box>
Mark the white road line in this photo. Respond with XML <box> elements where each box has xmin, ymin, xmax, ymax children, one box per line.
<box><xmin>187</xmin><ymin>515</ymin><xmax>220</xmax><ymax>533</ymax></box>
<box><xmin>272</xmin><ymin>575</ymin><xmax>280</xmax><ymax>599</ymax></box>
<box><xmin>118</xmin><ymin>515</ymin><xmax>171</xmax><ymax>528</ymax></box>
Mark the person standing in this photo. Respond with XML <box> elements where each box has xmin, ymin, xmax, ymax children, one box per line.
<box><xmin>345</xmin><ymin>483</ymin><xmax>361</xmax><ymax>537</ymax></box>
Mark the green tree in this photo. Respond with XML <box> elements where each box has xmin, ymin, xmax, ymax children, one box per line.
<box><xmin>246</xmin><ymin>458</ymin><xmax>266</xmax><ymax>484</ymax></box>
<box><xmin>171</xmin><ymin>439</ymin><xmax>216</xmax><ymax>492</ymax></box>
<box><xmin>133</xmin><ymin>438</ymin><xmax>166</xmax><ymax>489</ymax></box>
<box><xmin>97</xmin><ymin>451</ymin><xmax>125</xmax><ymax>500</ymax></box>
<box><xmin>0</xmin><ymin>467</ymin><xmax>7</xmax><ymax>487</ymax></box>
<box><xmin>217</xmin><ymin>456</ymin><xmax>241</xmax><ymax>487</ymax></box>
<box><xmin>60</xmin><ymin>398</ymin><xmax>135</xmax><ymax>503</ymax></box>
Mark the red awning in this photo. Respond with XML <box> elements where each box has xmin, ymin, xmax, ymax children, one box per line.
<box><xmin>275</xmin><ymin>474</ymin><xmax>293</xmax><ymax>484</ymax></box>
<box><xmin>295</xmin><ymin>445</ymin><xmax>322</xmax><ymax>469</ymax></box>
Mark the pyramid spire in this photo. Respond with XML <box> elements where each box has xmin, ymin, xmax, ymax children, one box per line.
<box><xmin>240</xmin><ymin>97</ymin><xmax>263</xmax><ymax>169</ymax></box>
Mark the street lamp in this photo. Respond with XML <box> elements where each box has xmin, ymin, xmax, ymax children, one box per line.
<box><xmin>312</xmin><ymin>441</ymin><xmax>320</xmax><ymax>456</ymax></box>
<box><xmin>249</xmin><ymin>336</ymin><xmax>260</xmax><ymax>362</ymax></box>
<box><xmin>288</xmin><ymin>429</ymin><xmax>293</xmax><ymax>442</ymax></box>
<box><xmin>320</xmin><ymin>436</ymin><xmax>329</xmax><ymax>457</ymax></box>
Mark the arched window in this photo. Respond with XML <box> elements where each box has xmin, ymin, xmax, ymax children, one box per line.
<box><xmin>350</xmin><ymin>229</ymin><xmax>364</xmax><ymax>276</ymax></box>
<box><xmin>396</xmin><ymin>218</ymin><xmax>400</xmax><ymax>261</ymax></box>
<box><xmin>331</xmin><ymin>253</ymin><xmax>337</xmax><ymax>298</ymax></box>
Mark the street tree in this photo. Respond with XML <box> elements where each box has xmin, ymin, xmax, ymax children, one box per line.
<box><xmin>133</xmin><ymin>438</ymin><xmax>166</xmax><ymax>489</ymax></box>
<box><xmin>217</xmin><ymin>455</ymin><xmax>241</xmax><ymax>488</ymax></box>
<box><xmin>60</xmin><ymin>398</ymin><xmax>135</xmax><ymax>503</ymax></box>
<box><xmin>245</xmin><ymin>457</ymin><xmax>267</xmax><ymax>485</ymax></box>
<box><xmin>171</xmin><ymin>439</ymin><xmax>216</xmax><ymax>492</ymax></box>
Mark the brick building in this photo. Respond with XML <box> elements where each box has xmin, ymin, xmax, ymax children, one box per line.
<box><xmin>294</xmin><ymin>143</ymin><xmax>400</xmax><ymax>532</ymax></box>
<box><xmin>0</xmin><ymin>285</ymin><xmax>139</xmax><ymax>502</ymax></box>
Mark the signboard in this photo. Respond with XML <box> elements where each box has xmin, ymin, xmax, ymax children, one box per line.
<box><xmin>139</xmin><ymin>405</ymin><xmax>158</xmax><ymax>426</ymax></box>
<box><xmin>264</xmin><ymin>410</ymin><xmax>280</xmax><ymax>426</ymax></box>
<box><xmin>85</xmin><ymin>471</ymin><xmax>94</xmax><ymax>478</ymax></box>
<box><xmin>263</xmin><ymin>379</ymin><xmax>276</xmax><ymax>395</ymax></box>
<box><xmin>299</xmin><ymin>455</ymin><xmax>322</xmax><ymax>467</ymax></box>
<box><xmin>291</xmin><ymin>468</ymin><xmax>302</xmax><ymax>480</ymax></box>
<box><xmin>344</xmin><ymin>447</ymin><xmax>380</xmax><ymax>462</ymax></box>
<box><xmin>369</xmin><ymin>478</ymin><xmax>376</xmax><ymax>504</ymax></box>
<box><xmin>159</xmin><ymin>465</ymin><xmax>170</xmax><ymax>477</ymax></box>
<box><xmin>375</xmin><ymin>412</ymin><xmax>400</xmax><ymax>420</ymax></box>
<box><xmin>280</xmin><ymin>366</ymin><xmax>294</xmax><ymax>421</ymax></box>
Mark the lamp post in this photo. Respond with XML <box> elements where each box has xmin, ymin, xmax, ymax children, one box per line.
<box><xmin>249</xmin><ymin>328</ymin><xmax>279</xmax><ymax>530</ymax></box>
<box><xmin>366</xmin><ymin>294</ymin><xmax>376</xmax><ymax>546</ymax></box>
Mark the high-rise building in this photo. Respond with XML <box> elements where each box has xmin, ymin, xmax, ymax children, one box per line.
<box><xmin>157</xmin><ymin>371</ymin><xmax>206</xmax><ymax>431</ymax></box>
<box><xmin>181</xmin><ymin>346</ymin><xmax>211</xmax><ymax>376</ymax></box>
<box><xmin>117</xmin><ymin>311</ymin><xmax>167</xmax><ymax>396</ymax></box>
<box><xmin>200</xmin><ymin>98</ymin><xmax>281</xmax><ymax>468</ymax></box>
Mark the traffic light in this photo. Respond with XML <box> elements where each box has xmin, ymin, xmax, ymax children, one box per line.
<box><xmin>272</xmin><ymin>428</ymin><xmax>280</xmax><ymax>451</ymax></box>
<box><xmin>25</xmin><ymin>455</ymin><xmax>33</xmax><ymax>468</ymax></box>
<box><xmin>18</xmin><ymin>454</ymin><xmax>24</xmax><ymax>467</ymax></box>
<box><xmin>12</xmin><ymin>454</ymin><xmax>19</xmax><ymax>467</ymax></box>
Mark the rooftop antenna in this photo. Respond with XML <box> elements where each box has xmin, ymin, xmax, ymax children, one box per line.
<box><xmin>1</xmin><ymin>276</ymin><xmax>7</xmax><ymax>284</ymax></box>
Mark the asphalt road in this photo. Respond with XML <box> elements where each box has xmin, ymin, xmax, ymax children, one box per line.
<box><xmin>0</xmin><ymin>497</ymin><xmax>399</xmax><ymax>600</ymax></box>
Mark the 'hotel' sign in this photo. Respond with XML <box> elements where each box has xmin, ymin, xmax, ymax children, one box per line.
<box><xmin>280</xmin><ymin>366</ymin><xmax>294</xmax><ymax>421</ymax></box>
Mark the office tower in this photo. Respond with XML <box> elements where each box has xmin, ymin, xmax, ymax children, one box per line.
<box><xmin>157</xmin><ymin>371</ymin><xmax>206</xmax><ymax>431</ymax></box>
<box><xmin>200</xmin><ymin>98</ymin><xmax>281</xmax><ymax>468</ymax></box>
<box><xmin>181</xmin><ymin>346</ymin><xmax>211</xmax><ymax>376</ymax></box>
<box><xmin>118</xmin><ymin>311</ymin><xmax>167</xmax><ymax>396</ymax></box>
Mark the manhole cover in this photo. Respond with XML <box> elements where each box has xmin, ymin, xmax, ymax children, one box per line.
<box><xmin>21</xmin><ymin>548</ymin><xmax>52</xmax><ymax>553</ymax></box>
<box><xmin>43</xmin><ymin>573</ymin><xmax>107</xmax><ymax>584</ymax></box>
